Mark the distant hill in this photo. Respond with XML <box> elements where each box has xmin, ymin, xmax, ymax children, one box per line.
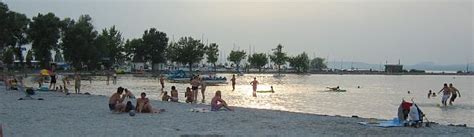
<box><xmin>327</xmin><ymin>61</ymin><xmax>473</xmax><ymax>72</ymax></box>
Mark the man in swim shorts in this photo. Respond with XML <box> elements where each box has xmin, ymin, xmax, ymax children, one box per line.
<box><xmin>449</xmin><ymin>83</ymin><xmax>461</xmax><ymax>105</ymax></box>
<box><xmin>438</xmin><ymin>83</ymin><xmax>451</xmax><ymax>106</ymax></box>
<box><xmin>190</xmin><ymin>76</ymin><xmax>200</xmax><ymax>103</ymax></box>
<box><xmin>109</xmin><ymin>87</ymin><xmax>127</xmax><ymax>112</ymax></box>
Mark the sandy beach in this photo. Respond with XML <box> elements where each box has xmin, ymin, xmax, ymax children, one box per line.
<box><xmin>0</xmin><ymin>87</ymin><xmax>473</xmax><ymax>137</ymax></box>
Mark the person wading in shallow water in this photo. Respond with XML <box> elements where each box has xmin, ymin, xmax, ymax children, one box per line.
<box><xmin>231</xmin><ymin>74</ymin><xmax>236</xmax><ymax>91</ymax></box>
<box><xmin>449</xmin><ymin>83</ymin><xmax>461</xmax><ymax>105</ymax></box>
<box><xmin>250</xmin><ymin>77</ymin><xmax>259</xmax><ymax>97</ymax></box>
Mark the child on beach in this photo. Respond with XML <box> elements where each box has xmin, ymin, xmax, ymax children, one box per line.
<box><xmin>211</xmin><ymin>90</ymin><xmax>233</xmax><ymax>111</ymax></box>
<box><xmin>185</xmin><ymin>87</ymin><xmax>193</xmax><ymax>103</ymax></box>
<box><xmin>170</xmin><ymin>86</ymin><xmax>178</xmax><ymax>102</ymax></box>
<box><xmin>160</xmin><ymin>75</ymin><xmax>165</xmax><ymax>89</ymax></box>
<box><xmin>162</xmin><ymin>91</ymin><xmax>170</xmax><ymax>101</ymax></box>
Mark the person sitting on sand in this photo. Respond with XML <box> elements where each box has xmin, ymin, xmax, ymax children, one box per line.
<box><xmin>185</xmin><ymin>87</ymin><xmax>193</xmax><ymax>103</ymax></box>
<box><xmin>108</xmin><ymin>87</ymin><xmax>127</xmax><ymax>112</ymax></box>
<box><xmin>170</xmin><ymin>86</ymin><xmax>178</xmax><ymax>102</ymax></box>
<box><xmin>136</xmin><ymin>92</ymin><xmax>160</xmax><ymax>113</ymax></box>
<box><xmin>162</xmin><ymin>91</ymin><xmax>170</xmax><ymax>101</ymax></box>
<box><xmin>211</xmin><ymin>91</ymin><xmax>233</xmax><ymax>111</ymax></box>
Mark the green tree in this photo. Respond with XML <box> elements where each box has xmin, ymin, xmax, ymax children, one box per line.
<box><xmin>25</xmin><ymin>50</ymin><xmax>33</xmax><ymax>68</ymax></box>
<box><xmin>124</xmin><ymin>38</ymin><xmax>146</xmax><ymax>62</ymax></box>
<box><xmin>167</xmin><ymin>37</ymin><xmax>206</xmax><ymax>72</ymax></box>
<box><xmin>54</xmin><ymin>50</ymin><xmax>64</xmax><ymax>63</ymax></box>
<box><xmin>248</xmin><ymin>53</ymin><xmax>268</xmax><ymax>72</ymax></box>
<box><xmin>61</xmin><ymin>15</ymin><xmax>99</xmax><ymax>70</ymax></box>
<box><xmin>96</xmin><ymin>26</ymin><xmax>124</xmax><ymax>68</ymax></box>
<box><xmin>205</xmin><ymin>43</ymin><xmax>219</xmax><ymax>70</ymax></box>
<box><xmin>28</xmin><ymin>13</ymin><xmax>61</xmax><ymax>68</ymax></box>
<box><xmin>269</xmin><ymin>44</ymin><xmax>288</xmax><ymax>74</ymax></box>
<box><xmin>310</xmin><ymin>57</ymin><xmax>327</xmax><ymax>71</ymax></box>
<box><xmin>289</xmin><ymin>52</ymin><xmax>310</xmax><ymax>73</ymax></box>
<box><xmin>142</xmin><ymin>28</ymin><xmax>168</xmax><ymax>70</ymax></box>
<box><xmin>227</xmin><ymin>50</ymin><xmax>246</xmax><ymax>72</ymax></box>
<box><xmin>2</xmin><ymin>47</ymin><xmax>14</xmax><ymax>68</ymax></box>
<box><xmin>0</xmin><ymin>3</ymin><xmax>29</xmax><ymax>68</ymax></box>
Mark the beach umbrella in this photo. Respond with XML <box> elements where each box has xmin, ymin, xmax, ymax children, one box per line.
<box><xmin>40</xmin><ymin>69</ymin><xmax>51</xmax><ymax>76</ymax></box>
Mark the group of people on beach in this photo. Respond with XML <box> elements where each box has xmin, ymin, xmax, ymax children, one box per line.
<box><xmin>108</xmin><ymin>87</ymin><xmax>162</xmax><ymax>113</ymax></box>
<box><xmin>45</xmin><ymin>72</ymin><xmax>82</xmax><ymax>95</ymax></box>
<box><xmin>108</xmin><ymin>74</ymin><xmax>234</xmax><ymax>114</ymax></box>
<box><xmin>433</xmin><ymin>83</ymin><xmax>461</xmax><ymax>106</ymax></box>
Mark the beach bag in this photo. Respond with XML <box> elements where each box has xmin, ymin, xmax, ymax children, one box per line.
<box><xmin>26</xmin><ymin>88</ymin><xmax>35</xmax><ymax>95</ymax></box>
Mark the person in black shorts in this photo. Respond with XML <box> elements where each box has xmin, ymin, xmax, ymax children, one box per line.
<box><xmin>49</xmin><ymin>72</ymin><xmax>57</xmax><ymax>90</ymax></box>
<box><xmin>449</xmin><ymin>83</ymin><xmax>461</xmax><ymax>105</ymax></box>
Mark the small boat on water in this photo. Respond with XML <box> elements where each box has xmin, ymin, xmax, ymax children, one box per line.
<box><xmin>273</xmin><ymin>73</ymin><xmax>286</xmax><ymax>77</ymax></box>
<box><xmin>202</xmin><ymin>76</ymin><xmax>228</xmax><ymax>85</ymax></box>
<box><xmin>167</xmin><ymin>70</ymin><xmax>227</xmax><ymax>85</ymax></box>
<box><xmin>167</xmin><ymin>70</ymin><xmax>192</xmax><ymax>83</ymax></box>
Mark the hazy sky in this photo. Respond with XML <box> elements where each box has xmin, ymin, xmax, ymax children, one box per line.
<box><xmin>4</xmin><ymin>0</ymin><xmax>473</xmax><ymax>65</ymax></box>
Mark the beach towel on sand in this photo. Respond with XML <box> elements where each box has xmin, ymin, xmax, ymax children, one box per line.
<box><xmin>358</xmin><ymin>118</ymin><xmax>404</xmax><ymax>128</ymax></box>
<box><xmin>189</xmin><ymin>108</ymin><xmax>210</xmax><ymax>113</ymax></box>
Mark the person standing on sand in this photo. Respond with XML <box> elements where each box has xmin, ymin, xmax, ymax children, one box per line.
<box><xmin>109</xmin><ymin>87</ymin><xmax>127</xmax><ymax>112</ymax></box>
<box><xmin>159</xmin><ymin>75</ymin><xmax>165</xmax><ymax>89</ymax></box>
<box><xmin>49</xmin><ymin>72</ymin><xmax>57</xmax><ymax>90</ymax></box>
<box><xmin>250</xmin><ymin>77</ymin><xmax>259</xmax><ymax>97</ymax></box>
<box><xmin>211</xmin><ymin>90</ymin><xmax>233</xmax><ymax>111</ymax></box>
<box><xmin>231</xmin><ymin>74</ymin><xmax>236</xmax><ymax>91</ymax></box>
<box><xmin>438</xmin><ymin>83</ymin><xmax>451</xmax><ymax>106</ymax></box>
<box><xmin>106</xmin><ymin>70</ymin><xmax>111</xmax><ymax>85</ymax></box>
<box><xmin>113</xmin><ymin>71</ymin><xmax>117</xmax><ymax>85</ymax></box>
<box><xmin>449</xmin><ymin>83</ymin><xmax>461</xmax><ymax>105</ymax></box>
<box><xmin>59</xmin><ymin>74</ymin><xmax>70</xmax><ymax>94</ymax></box>
<box><xmin>201</xmin><ymin>79</ymin><xmax>207</xmax><ymax>103</ymax></box>
<box><xmin>190</xmin><ymin>76</ymin><xmax>201</xmax><ymax>103</ymax></box>
<box><xmin>74</xmin><ymin>73</ymin><xmax>81</xmax><ymax>94</ymax></box>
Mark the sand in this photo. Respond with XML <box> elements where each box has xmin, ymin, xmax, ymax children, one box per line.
<box><xmin>0</xmin><ymin>87</ymin><xmax>473</xmax><ymax>137</ymax></box>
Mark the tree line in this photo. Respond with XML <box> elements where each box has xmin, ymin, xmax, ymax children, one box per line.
<box><xmin>0</xmin><ymin>2</ymin><xmax>327</xmax><ymax>73</ymax></box>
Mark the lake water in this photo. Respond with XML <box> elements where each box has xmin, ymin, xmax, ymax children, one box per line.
<box><xmin>27</xmin><ymin>74</ymin><xmax>474</xmax><ymax>126</ymax></box>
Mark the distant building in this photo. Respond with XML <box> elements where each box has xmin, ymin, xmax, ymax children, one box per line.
<box><xmin>384</xmin><ymin>64</ymin><xmax>403</xmax><ymax>73</ymax></box>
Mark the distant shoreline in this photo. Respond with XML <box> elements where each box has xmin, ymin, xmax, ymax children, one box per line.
<box><xmin>2</xmin><ymin>70</ymin><xmax>473</xmax><ymax>76</ymax></box>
